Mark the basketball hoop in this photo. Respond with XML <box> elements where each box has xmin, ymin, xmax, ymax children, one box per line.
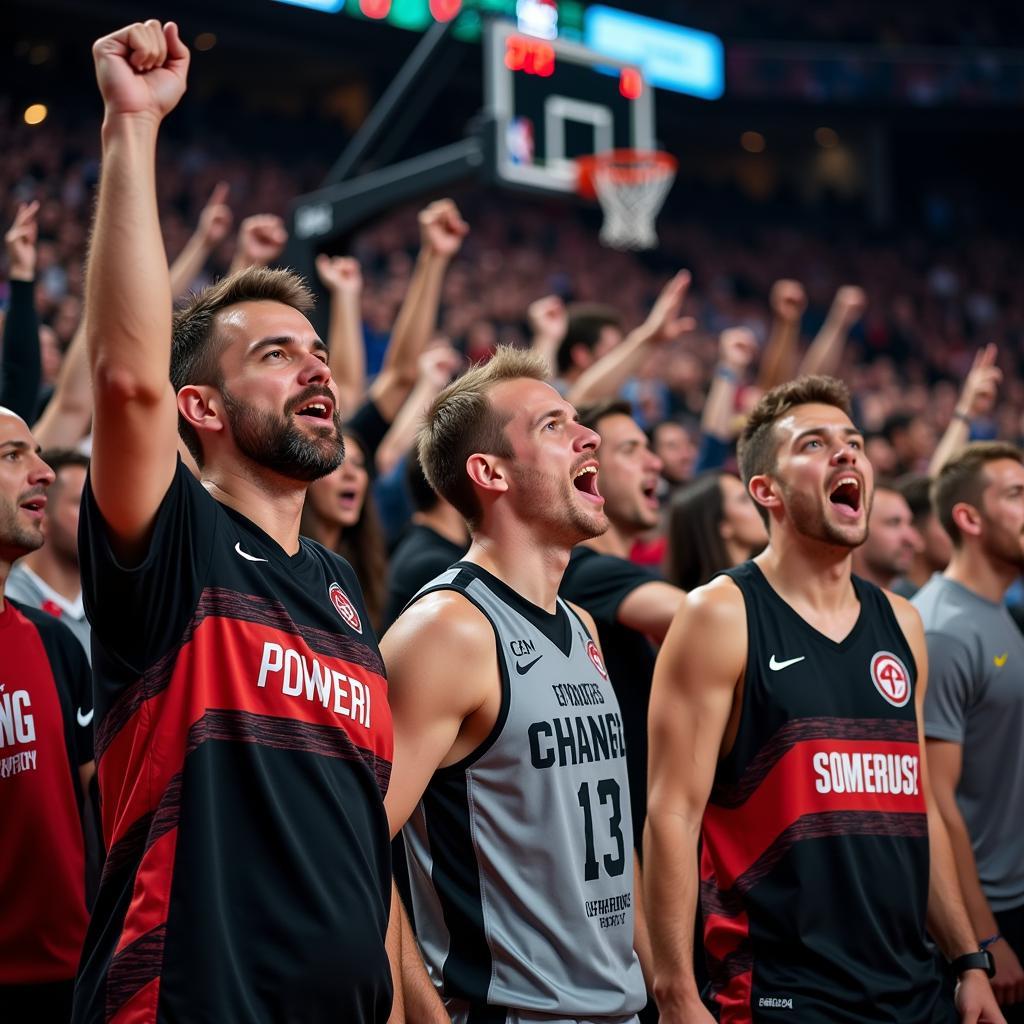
<box><xmin>575</xmin><ymin>149</ymin><xmax>677</xmax><ymax>251</ymax></box>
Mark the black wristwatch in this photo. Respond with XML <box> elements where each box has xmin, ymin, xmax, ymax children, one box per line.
<box><xmin>948</xmin><ymin>950</ymin><xmax>996</xmax><ymax>978</ymax></box>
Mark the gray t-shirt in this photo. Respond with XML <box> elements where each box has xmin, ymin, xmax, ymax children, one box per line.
<box><xmin>5</xmin><ymin>562</ymin><xmax>91</xmax><ymax>660</ymax></box>
<box><xmin>913</xmin><ymin>574</ymin><xmax>1024</xmax><ymax>911</ymax></box>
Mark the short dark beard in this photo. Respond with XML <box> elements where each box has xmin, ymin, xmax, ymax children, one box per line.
<box><xmin>0</xmin><ymin>499</ymin><xmax>44</xmax><ymax>562</ymax></box>
<box><xmin>783</xmin><ymin>481</ymin><xmax>868</xmax><ymax>549</ymax></box>
<box><xmin>222</xmin><ymin>387</ymin><xmax>345</xmax><ymax>483</ymax></box>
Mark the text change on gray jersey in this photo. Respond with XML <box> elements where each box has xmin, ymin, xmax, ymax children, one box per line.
<box><xmin>402</xmin><ymin>564</ymin><xmax>647</xmax><ymax>1020</ymax></box>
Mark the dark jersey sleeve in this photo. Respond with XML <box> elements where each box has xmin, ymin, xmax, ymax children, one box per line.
<box><xmin>345</xmin><ymin>398</ymin><xmax>390</xmax><ymax>472</ymax></box>
<box><xmin>0</xmin><ymin>279</ymin><xmax>42</xmax><ymax>421</ymax></box>
<box><xmin>79</xmin><ymin>457</ymin><xmax>220</xmax><ymax>676</ymax></box>
<box><xmin>559</xmin><ymin>549</ymin><xmax>661</xmax><ymax>627</ymax></box>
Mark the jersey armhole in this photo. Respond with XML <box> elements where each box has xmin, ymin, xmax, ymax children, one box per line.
<box><xmin>407</xmin><ymin>583</ymin><xmax>513</xmax><ymax>777</ymax></box>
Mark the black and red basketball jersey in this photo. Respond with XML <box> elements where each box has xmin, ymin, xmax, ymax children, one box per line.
<box><xmin>702</xmin><ymin>562</ymin><xmax>952</xmax><ymax>1023</ymax></box>
<box><xmin>73</xmin><ymin>461</ymin><xmax>394</xmax><ymax>1024</ymax></box>
<box><xmin>0</xmin><ymin>599</ymin><xmax>92</xmax><ymax>985</ymax></box>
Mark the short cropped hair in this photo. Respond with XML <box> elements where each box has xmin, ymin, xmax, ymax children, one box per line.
<box><xmin>930</xmin><ymin>441</ymin><xmax>1024</xmax><ymax>546</ymax></box>
<box><xmin>737</xmin><ymin>375</ymin><xmax>852</xmax><ymax>525</ymax></box>
<box><xmin>170</xmin><ymin>267</ymin><xmax>314</xmax><ymax>466</ymax></box>
<box><xmin>898</xmin><ymin>474</ymin><xmax>933</xmax><ymax>525</ymax></box>
<box><xmin>418</xmin><ymin>346</ymin><xmax>549</xmax><ymax>530</ymax></box>
<box><xmin>555</xmin><ymin>304</ymin><xmax>622</xmax><ymax>375</ymax></box>
<box><xmin>576</xmin><ymin>398</ymin><xmax>633</xmax><ymax>434</ymax></box>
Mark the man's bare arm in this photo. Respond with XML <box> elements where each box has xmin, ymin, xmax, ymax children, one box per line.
<box><xmin>644</xmin><ymin>579</ymin><xmax>746</xmax><ymax>1023</ymax></box>
<box><xmin>567</xmin><ymin>271</ymin><xmax>694</xmax><ymax>407</ymax></box>
<box><xmin>315</xmin><ymin>254</ymin><xmax>365</xmax><ymax>417</ymax></box>
<box><xmin>797</xmin><ymin>285</ymin><xmax>865</xmax><ymax>379</ymax></box>
<box><xmin>87</xmin><ymin>20</ymin><xmax>189</xmax><ymax>561</ymax></box>
<box><xmin>168</xmin><ymin>181</ymin><xmax>233</xmax><ymax>301</ymax></box>
<box><xmin>380</xmin><ymin>590</ymin><xmax>493</xmax><ymax>837</ymax></box>
<box><xmin>757</xmin><ymin>279</ymin><xmax>806</xmax><ymax>391</ymax></box>
<box><xmin>617</xmin><ymin>581</ymin><xmax>685</xmax><ymax>645</ymax></box>
<box><xmin>928</xmin><ymin>344</ymin><xmax>1001</xmax><ymax>478</ymax></box>
<box><xmin>370</xmin><ymin>200</ymin><xmax>467</xmax><ymax>423</ymax></box>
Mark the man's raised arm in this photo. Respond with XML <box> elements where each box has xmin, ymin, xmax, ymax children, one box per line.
<box><xmin>87</xmin><ymin>20</ymin><xmax>189</xmax><ymax>559</ymax></box>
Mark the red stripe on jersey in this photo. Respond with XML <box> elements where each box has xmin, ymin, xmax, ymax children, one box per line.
<box><xmin>115</xmin><ymin>827</ymin><xmax>178</xmax><ymax>955</ymax></box>
<box><xmin>108</xmin><ymin>972</ymin><xmax>160</xmax><ymax>1024</ymax></box>
<box><xmin>702</xmin><ymin>738</ymin><xmax>924</xmax><ymax>886</ymax></box>
<box><xmin>716</xmin><ymin>967</ymin><xmax>752</xmax><ymax>1024</ymax></box>
<box><xmin>97</xmin><ymin>613</ymin><xmax>392</xmax><ymax>851</ymax></box>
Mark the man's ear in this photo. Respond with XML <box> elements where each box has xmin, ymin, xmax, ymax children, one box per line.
<box><xmin>177</xmin><ymin>385</ymin><xmax>225</xmax><ymax>438</ymax></box>
<box><xmin>748</xmin><ymin>473</ymin><xmax>781</xmax><ymax>518</ymax></box>
<box><xmin>465</xmin><ymin>453</ymin><xmax>509</xmax><ymax>497</ymax></box>
<box><xmin>950</xmin><ymin>501</ymin><xmax>982</xmax><ymax>541</ymax></box>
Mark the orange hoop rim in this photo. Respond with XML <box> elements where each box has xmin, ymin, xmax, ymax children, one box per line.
<box><xmin>575</xmin><ymin>149</ymin><xmax>678</xmax><ymax>201</ymax></box>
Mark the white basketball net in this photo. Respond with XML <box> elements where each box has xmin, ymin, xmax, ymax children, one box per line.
<box><xmin>591</xmin><ymin>155</ymin><xmax>676</xmax><ymax>251</ymax></box>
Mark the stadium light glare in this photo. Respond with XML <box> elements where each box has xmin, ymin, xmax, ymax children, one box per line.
<box><xmin>24</xmin><ymin>104</ymin><xmax>48</xmax><ymax>126</ymax></box>
<box><xmin>741</xmin><ymin>131</ymin><xmax>765</xmax><ymax>154</ymax></box>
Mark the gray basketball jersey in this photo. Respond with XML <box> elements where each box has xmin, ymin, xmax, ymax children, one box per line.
<box><xmin>403</xmin><ymin>562</ymin><xmax>647</xmax><ymax>1023</ymax></box>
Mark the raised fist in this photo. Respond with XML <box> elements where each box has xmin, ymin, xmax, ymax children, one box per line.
<box><xmin>197</xmin><ymin>182</ymin><xmax>233</xmax><ymax>248</ymax></box>
<box><xmin>831</xmin><ymin>285</ymin><xmax>867</xmax><ymax>327</ymax></box>
<box><xmin>5</xmin><ymin>201</ymin><xmax>40</xmax><ymax>282</ymax></box>
<box><xmin>316</xmin><ymin>254</ymin><xmax>363</xmax><ymax>296</ymax></box>
<box><xmin>527</xmin><ymin>294</ymin><xmax>568</xmax><ymax>344</ymax></box>
<box><xmin>719</xmin><ymin>327</ymin><xmax>758</xmax><ymax>373</ymax></box>
<box><xmin>92</xmin><ymin>20</ymin><xmax>189</xmax><ymax>121</ymax></box>
<box><xmin>770</xmin><ymin>279</ymin><xmax>807</xmax><ymax>324</ymax></box>
<box><xmin>419</xmin><ymin>199</ymin><xmax>468</xmax><ymax>259</ymax></box>
<box><xmin>232</xmin><ymin>215</ymin><xmax>287</xmax><ymax>272</ymax></box>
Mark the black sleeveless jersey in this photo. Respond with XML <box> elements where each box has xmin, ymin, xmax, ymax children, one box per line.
<box><xmin>701</xmin><ymin>562</ymin><xmax>952</xmax><ymax>1024</ymax></box>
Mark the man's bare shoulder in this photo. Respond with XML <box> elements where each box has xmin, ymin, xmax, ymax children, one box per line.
<box><xmin>680</xmin><ymin>573</ymin><xmax>746</xmax><ymax>629</ymax></box>
<box><xmin>881</xmin><ymin>587</ymin><xmax>925</xmax><ymax>643</ymax></box>
<box><xmin>382</xmin><ymin>589</ymin><xmax>496</xmax><ymax>665</ymax></box>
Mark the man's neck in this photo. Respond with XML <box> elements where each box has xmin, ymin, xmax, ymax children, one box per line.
<box><xmin>464</xmin><ymin>522</ymin><xmax>573</xmax><ymax>613</ymax></box>
<box><xmin>21</xmin><ymin>547</ymin><xmax>81</xmax><ymax>602</ymax></box>
<box><xmin>905</xmin><ymin>555</ymin><xmax>935</xmax><ymax>590</ymax></box>
<box><xmin>0</xmin><ymin>557</ymin><xmax>9</xmax><ymax>612</ymax></box>
<box><xmin>413</xmin><ymin>505</ymin><xmax>468</xmax><ymax>548</ymax></box>
<box><xmin>581</xmin><ymin>520</ymin><xmax>634</xmax><ymax>560</ymax></box>
<box><xmin>944</xmin><ymin>546</ymin><xmax>1015</xmax><ymax>605</ymax></box>
<box><xmin>756</xmin><ymin>529</ymin><xmax>857</xmax><ymax>615</ymax></box>
<box><xmin>202</xmin><ymin>464</ymin><xmax>307</xmax><ymax>554</ymax></box>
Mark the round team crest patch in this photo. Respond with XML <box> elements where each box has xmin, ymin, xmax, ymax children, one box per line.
<box><xmin>586</xmin><ymin>639</ymin><xmax>608</xmax><ymax>679</ymax></box>
<box><xmin>870</xmin><ymin>651</ymin><xmax>911</xmax><ymax>707</ymax></box>
<box><xmin>328</xmin><ymin>582</ymin><xmax>362</xmax><ymax>634</ymax></box>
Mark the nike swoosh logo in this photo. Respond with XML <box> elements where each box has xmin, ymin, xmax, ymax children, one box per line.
<box><xmin>77</xmin><ymin>707</ymin><xmax>94</xmax><ymax>727</ymax></box>
<box><xmin>515</xmin><ymin>655</ymin><xmax>543</xmax><ymax>675</ymax></box>
<box><xmin>769</xmin><ymin>655</ymin><xmax>806</xmax><ymax>671</ymax></box>
<box><xmin>234</xmin><ymin>542</ymin><xmax>269</xmax><ymax>563</ymax></box>
<box><xmin>994</xmin><ymin>653</ymin><xmax>1008</xmax><ymax>667</ymax></box>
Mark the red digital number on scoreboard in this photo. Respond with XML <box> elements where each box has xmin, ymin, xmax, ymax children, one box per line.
<box><xmin>504</xmin><ymin>35</ymin><xmax>556</xmax><ymax>78</ymax></box>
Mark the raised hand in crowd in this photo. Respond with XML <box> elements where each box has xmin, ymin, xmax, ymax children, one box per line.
<box><xmin>800</xmin><ymin>283</ymin><xmax>867</xmax><ymax>378</ymax></box>
<box><xmin>5</xmin><ymin>200</ymin><xmax>40</xmax><ymax>282</ymax></box>
<box><xmin>316</xmin><ymin>253</ymin><xmax>365</xmax><ymax>416</ymax></box>
<box><xmin>93</xmin><ymin>18</ymin><xmax>189</xmax><ymax>119</ymax></box>
<box><xmin>567</xmin><ymin>269</ymin><xmax>694</xmax><ymax>405</ymax></box>
<box><xmin>367</xmin><ymin>198</ymin><xmax>468</xmax><ymax>423</ymax></box>
<box><xmin>759</xmin><ymin>277</ymin><xmax>807</xmax><ymax>390</ymax></box>
<box><xmin>169</xmin><ymin>181</ymin><xmax>234</xmax><ymax>299</ymax></box>
<box><xmin>700</xmin><ymin>326</ymin><xmax>758</xmax><ymax>453</ymax></box>
<box><xmin>418</xmin><ymin>196</ymin><xmax>469</xmax><ymax>258</ymax></box>
<box><xmin>929</xmin><ymin>343</ymin><xmax>1003</xmax><ymax>477</ymax></box>
<box><xmin>527</xmin><ymin>293</ymin><xmax>568</xmax><ymax>376</ymax></box>
<box><xmin>0</xmin><ymin>202</ymin><xmax>43</xmax><ymax>419</ymax></box>
<box><xmin>230</xmin><ymin>213</ymin><xmax>288</xmax><ymax>273</ymax></box>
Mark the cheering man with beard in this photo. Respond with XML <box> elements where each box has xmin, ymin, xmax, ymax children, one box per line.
<box><xmin>73</xmin><ymin>22</ymin><xmax>395</xmax><ymax>1023</ymax></box>
<box><xmin>645</xmin><ymin>376</ymin><xmax>1002</xmax><ymax>1023</ymax></box>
